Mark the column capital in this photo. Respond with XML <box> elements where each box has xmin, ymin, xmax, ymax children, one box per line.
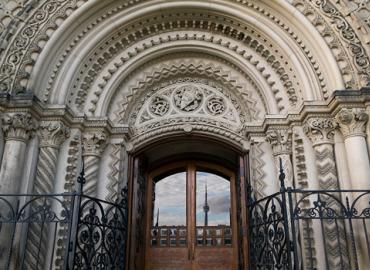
<box><xmin>1</xmin><ymin>113</ymin><xmax>38</xmax><ymax>142</ymax></box>
<box><xmin>82</xmin><ymin>131</ymin><xmax>108</xmax><ymax>156</ymax></box>
<box><xmin>336</xmin><ymin>108</ymin><xmax>369</xmax><ymax>139</ymax></box>
<box><xmin>265</xmin><ymin>128</ymin><xmax>292</xmax><ymax>156</ymax></box>
<box><xmin>304</xmin><ymin>117</ymin><xmax>337</xmax><ymax>146</ymax></box>
<box><xmin>38</xmin><ymin>121</ymin><xmax>70</xmax><ymax>148</ymax></box>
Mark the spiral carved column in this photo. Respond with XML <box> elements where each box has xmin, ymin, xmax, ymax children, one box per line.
<box><xmin>305</xmin><ymin>117</ymin><xmax>349</xmax><ymax>270</ymax></box>
<box><xmin>23</xmin><ymin>121</ymin><xmax>70</xmax><ymax>270</ymax></box>
<box><xmin>82</xmin><ymin>131</ymin><xmax>108</xmax><ymax>197</ymax></box>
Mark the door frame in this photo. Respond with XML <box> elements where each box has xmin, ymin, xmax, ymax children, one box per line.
<box><xmin>144</xmin><ymin>160</ymin><xmax>239</xmax><ymax>269</ymax></box>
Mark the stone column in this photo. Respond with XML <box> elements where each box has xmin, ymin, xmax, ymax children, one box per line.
<box><xmin>82</xmin><ymin>131</ymin><xmax>108</xmax><ymax>197</ymax></box>
<box><xmin>336</xmin><ymin>108</ymin><xmax>370</xmax><ymax>268</ymax></box>
<box><xmin>304</xmin><ymin>118</ymin><xmax>340</xmax><ymax>190</ymax></box>
<box><xmin>336</xmin><ymin>108</ymin><xmax>370</xmax><ymax>190</ymax></box>
<box><xmin>0</xmin><ymin>113</ymin><xmax>37</xmax><ymax>194</ymax></box>
<box><xmin>304</xmin><ymin>117</ymin><xmax>349</xmax><ymax>269</ymax></box>
<box><xmin>266</xmin><ymin>128</ymin><xmax>294</xmax><ymax>188</ymax></box>
<box><xmin>23</xmin><ymin>121</ymin><xmax>70</xmax><ymax>270</ymax></box>
<box><xmin>0</xmin><ymin>113</ymin><xmax>37</xmax><ymax>268</ymax></box>
<box><xmin>34</xmin><ymin>121</ymin><xmax>70</xmax><ymax>194</ymax></box>
<box><xmin>334</xmin><ymin>131</ymin><xmax>352</xmax><ymax>190</ymax></box>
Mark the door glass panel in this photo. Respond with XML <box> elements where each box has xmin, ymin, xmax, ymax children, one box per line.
<box><xmin>151</xmin><ymin>172</ymin><xmax>187</xmax><ymax>247</ymax></box>
<box><xmin>196</xmin><ymin>171</ymin><xmax>232</xmax><ymax>246</ymax></box>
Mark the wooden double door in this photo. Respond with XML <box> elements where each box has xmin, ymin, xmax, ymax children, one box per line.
<box><xmin>145</xmin><ymin>162</ymin><xmax>238</xmax><ymax>270</ymax></box>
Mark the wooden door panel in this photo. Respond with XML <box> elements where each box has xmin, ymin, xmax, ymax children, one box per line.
<box><xmin>148</xmin><ymin>248</ymin><xmax>192</xmax><ymax>270</ymax></box>
<box><xmin>130</xmin><ymin>156</ymin><xmax>147</xmax><ymax>270</ymax></box>
<box><xmin>193</xmin><ymin>248</ymin><xmax>233</xmax><ymax>270</ymax></box>
<box><xmin>145</xmin><ymin>161</ymin><xmax>239</xmax><ymax>270</ymax></box>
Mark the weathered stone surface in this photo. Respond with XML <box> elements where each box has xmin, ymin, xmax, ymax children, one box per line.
<box><xmin>0</xmin><ymin>1</ymin><xmax>370</xmax><ymax>269</ymax></box>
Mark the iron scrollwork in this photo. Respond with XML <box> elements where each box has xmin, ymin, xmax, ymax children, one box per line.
<box><xmin>247</xmin><ymin>159</ymin><xmax>370</xmax><ymax>270</ymax></box>
<box><xmin>0</xmin><ymin>194</ymin><xmax>73</xmax><ymax>270</ymax></box>
<box><xmin>248</xmin><ymin>194</ymin><xmax>290</xmax><ymax>269</ymax></box>
<box><xmin>73</xmin><ymin>186</ymin><xmax>129</xmax><ymax>269</ymax></box>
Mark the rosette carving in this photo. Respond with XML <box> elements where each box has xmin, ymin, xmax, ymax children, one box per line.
<box><xmin>149</xmin><ymin>96</ymin><xmax>170</xmax><ymax>116</ymax></box>
<box><xmin>206</xmin><ymin>97</ymin><xmax>226</xmax><ymax>116</ymax></box>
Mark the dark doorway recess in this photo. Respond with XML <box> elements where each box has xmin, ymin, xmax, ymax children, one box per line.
<box><xmin>126</xmin><ymin>138</ymin><xmax>250</xmax><ymax>270</ymax></box>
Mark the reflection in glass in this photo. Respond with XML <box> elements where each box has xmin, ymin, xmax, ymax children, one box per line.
<box><xmin>196</xmin><ymin>171</ymin><xmax>231</xmax><ymax>226</ymax></box>
<box><xmin>153</xmin><ymin>172</ymin><xmax>186</xmax><ymax>226</ymax></box>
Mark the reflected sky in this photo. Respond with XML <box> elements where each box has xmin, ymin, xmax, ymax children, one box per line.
<box><xmin>153</xmin><ymin>171</ymin><xmax>231</xmax><ymax>226</ymax></box>
<box><xmin>153</xmin><ymin>172</ymin><xmax>186</xmax><ymax>226</ymax></box>
<box><xmin>196</xmin><ymin>172</ymin><xmax>230</xmax><ymax>226</ymax></box>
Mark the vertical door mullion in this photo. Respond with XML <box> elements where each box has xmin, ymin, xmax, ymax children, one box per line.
<box><xmin>187</xmin><ymin>164</ymin><xmax>196</xmax><ymax>264</ymax></box>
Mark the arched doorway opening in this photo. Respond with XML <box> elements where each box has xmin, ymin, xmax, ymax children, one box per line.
<box><xmin>146</xmin><ymin>161</ymin><xmax>237</xmax><ymax>269</ymax></box>
<box><xmin>126</xmin><ymin>137</ymin><xmax>250</xmax><ymax>270</ymax></box>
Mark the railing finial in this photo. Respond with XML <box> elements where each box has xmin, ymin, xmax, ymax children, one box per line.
<box><xmin>279</xmin><ymin>157</ymin><xmax>286</xmax><ymax>191</ymax></box>
<box><xmin>119</xmin><ymin>185</ymin><xmax>128</xmax><ymax>208</ymax></box>
<box><xmin>77</xmin><ymin>144</ymin><xmax>86</xmax><ymax>193</ymax></box>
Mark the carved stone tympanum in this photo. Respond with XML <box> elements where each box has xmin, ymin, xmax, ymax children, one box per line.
<box><xmin>129</xmin><ymin>79</ymin><xmax>247</xmax><ymax>148</ymax></box>
<box><xmin>174</xmin><ymin>84</ymin><xmax>203</xmax><ymax>112</ymax></box>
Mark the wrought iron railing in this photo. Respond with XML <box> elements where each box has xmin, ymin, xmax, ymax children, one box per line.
<box><xmin>0</xmin><ymin>192</ymin><xmax>75</xmax><ymax>270</ymax></box>
<box><xmin>247</xmin><ymin>162</ymin><xmax>370</xmax><ymax>270</ymax></box>
<box><xmin>1</xmin><ymin>161</ymin><xmax>369</xmax><ymax>270</ymax></box>
<box><xmin>0</xmin><ymin>169</ymin><xmax>128</xmax><ymax>270</ymax></box>
<box><xmin>73</xmin><ymin>190</ymin><xmax>128</xmax><ymax>269</ymax></box>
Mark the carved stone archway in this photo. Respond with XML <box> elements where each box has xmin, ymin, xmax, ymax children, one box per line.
<box><xmin>125</xmin><ymin>79</ymin><xmax>251</xmax><ymax>152</ymax></box>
